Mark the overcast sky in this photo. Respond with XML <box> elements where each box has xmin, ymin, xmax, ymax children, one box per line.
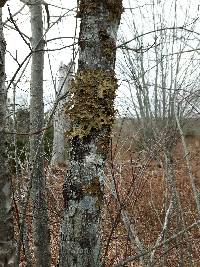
<box><xmin>3</xmin><ymin>0</ymin><xmax>200</xmax><ymax>115</ymax></box>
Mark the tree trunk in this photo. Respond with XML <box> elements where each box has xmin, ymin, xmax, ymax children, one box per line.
<box><xmin>29</xmin><ymin>1</ymin><xmax>51</xmax><ymax>266</ymax></box>
<box><xmin>59</xmin><ymin>1</ymin><xmax>123</xmax><ymax>266</ymax></box>
<box><xmin>0</xmin><ymin>8</ymin><xmax>16</xmax><ymax>267</ymax></box>
<box><xmin>51</xmin><ymin>61</ymin><xmax>73</xmax><ymax>166</ymax></box>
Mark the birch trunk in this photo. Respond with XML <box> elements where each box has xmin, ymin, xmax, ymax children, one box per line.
<box><xmin>29</xmin><ymin>1</ymin><xmax>51</xmax><ymax>266</ymax></box>
<box><xmin>0</xmin><ymin>8</ymin><xmax>16</xmax><ymax>266</ymax></box>
<box><xmin>51</xmin><ymin>61</ymin><xmax>73</xmax><ymax>166</ymax></box>
<box><xmin>59</xmin><ymin>1</ymin><xmax>123</xmax><ymax>266</ymax></box>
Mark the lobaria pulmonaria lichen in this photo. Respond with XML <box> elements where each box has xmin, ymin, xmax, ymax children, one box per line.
<box><xmin>65</xmin><ymin>69</ymin><xmax>117</xmax><ymax>139</ymax></box>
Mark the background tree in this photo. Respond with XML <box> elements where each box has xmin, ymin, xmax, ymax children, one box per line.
<box><xmin>51</xmin><ymin>61</ymin><xmax>73</xmax><ymax>166</ymax></box>
<box><xmin>0</xmin><ymin>6</ymin><xmax>16</xmax><ymax>267</ymax></box>
<box><xmin>29</xmin><ymin>0</ymin><xmax>51</xmax><ymax>265</ymax></box>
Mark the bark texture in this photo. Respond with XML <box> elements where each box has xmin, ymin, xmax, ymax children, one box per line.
<box><xmin>29</xmin><ymin>1</ymin><xmax>51</xmax><ymax>266</ymax></box>
<box><xmin>59</xmin><ymin>1</ymin><xmax>123</xmax><ymax>266</ymax></box>
<box><xmin>51</xmin><ymin>61</ymin><xmax>73</xmax><ymax>166</ymax></box>
<box><xmin>0</xmin><ymin>8</ymin><xmax>16</xmax><ymax>267</ymax></box>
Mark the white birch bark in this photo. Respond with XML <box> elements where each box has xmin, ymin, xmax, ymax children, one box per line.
<box><xmin>51</xmin><ymin>61</ymin><xmax>73</xmax><ymax>166</ymax></box>
<box><xmin>29</xmin><ymin>1</ymin><xmax>51</xmax><ymax>266</ymax></box>
<box><xmin>0</xmin><ymin>8</ymin><xmax>16</xmax><ymax>267</ymax></box>
<box><xmin>59</xmin><ymin>1</ymin><xmax>123</xmax><ymax>266</ymax></box>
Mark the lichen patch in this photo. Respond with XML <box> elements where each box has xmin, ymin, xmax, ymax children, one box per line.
<box><xmin>78</xmin><ymin>0</ymin><xmax>123</xmax><ymax>22</ymax></box>
<box><xmin>99</xmin><ymin>28</ymin><xmax>116</xmax><ymax>59</ymax></box>
<box><xmin>65</xmin><ymin>69</ymin><xmax>117</xmax><ymax>139</ymax></box>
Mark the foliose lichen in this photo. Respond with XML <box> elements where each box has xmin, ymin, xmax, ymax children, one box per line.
<box><xmin>65</xmin><ymin>69</ymin><xmax>117</xmax><ymax>139</ymax></box>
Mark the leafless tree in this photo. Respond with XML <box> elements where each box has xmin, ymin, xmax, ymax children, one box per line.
<box><xmin>59</xmin><ymin>1</ymin><xmax>123</xmax><ymax>266</ymax></box>
<box><xmin>0</xmin><ymin>6</ymin><xmax>16</xmax><ymax>267</ymax></box>
<box><xmin>112</xmin><ymin>0</ymin><xmax>200</xmax><ymax>265</ymax></box>
<box><xmin>29</xmin><ymin>0</ymin><xmax>51</xmax><ymax>265</ymax></box>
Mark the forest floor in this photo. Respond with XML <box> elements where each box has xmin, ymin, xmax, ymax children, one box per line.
<box><xmin>14</xmin><ymin>135</ymin><xmax>200</xmax><ymax>266</ymax></box>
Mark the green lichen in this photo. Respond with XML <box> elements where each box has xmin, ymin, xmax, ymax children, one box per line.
<box><xmin>65</xmin><ymin>69</ymin><xmax>117</xmax><ymax>139</ymax></box>
<box><xmin>77</xmin><ymin>0</ymin><xmax>98</xmax><ymax>17</ymax></box>
<box><xmin>99</xmin><ymin>28</ymin><xmax>116</xmax><ymax>59</ymax></box>
<box><xmin>106</xmin><ymin>0</ymin><xmax>124</xmax><ymax>22</ymax></box>
<box><xmin>78</xmin><ymin>0</ymin><xmax>123</xmax><ymax>21</ymax></box>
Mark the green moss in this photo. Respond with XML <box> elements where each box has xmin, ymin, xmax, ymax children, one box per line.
<box><xmin>65</xmin><ymin>69</ymin><xmax>117</xmax><ymax>139</ymax></box>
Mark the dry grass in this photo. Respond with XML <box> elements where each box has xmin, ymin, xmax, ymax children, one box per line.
<box><xmin>13</xmin><ymin>134</ymin><xmax>200</xmax><ymax>266</ymax></box>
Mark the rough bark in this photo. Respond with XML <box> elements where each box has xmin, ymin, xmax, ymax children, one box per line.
<box><xmin>29</xmin><ymin>1</ymin><xmax>51</xmax><ymax>266</ymax></box>
<box><xmin>0</xmin><ymin>0</ymin><xmax>7</xmax><ymax>8</ymax></box>
<box><xmin>0</xmin><ymin>8</ymin><xmax>16</xmax><ymax>267</ymax></box>
<box><xmin>51</xmin><ymin>61</ymin><xmax>73</xmax><ymax>166</ymax></box>
<box><xmin>59</xmin><ymin>1</ymin><xmax>123</xmax><ymax>266</ymax></box>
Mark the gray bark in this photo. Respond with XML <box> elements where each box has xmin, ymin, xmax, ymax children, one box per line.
<box><xmin>0</xmin><ymin>8</ymin><xmax>16</xmax><ymax>267</ymax></box>
<box><xmin>59</xmin><ymin>1</ymin><xmax>123</xmax><ymax>266</ymax></box>
<box><xmin>51</xmin><ymin>61</ymin><xmax>73</xmax><ymax>166</ymax></box>
<box><xmin>29</xmin><ymin>1</ymin><xmax>51</xmax><ymax>266</ymax></box>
